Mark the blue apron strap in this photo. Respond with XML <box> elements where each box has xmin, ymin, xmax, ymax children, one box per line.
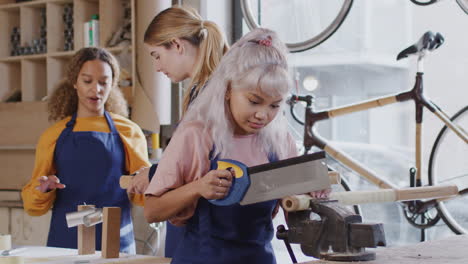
<box><xmin>56</xmin><ymin>114</ymin><xmax>77</xmax><ymax>146</ymax></box>
<box><xmin>103</xmin><ymin>111</ymin><xmax>119</xmax><ymax>134</ymax></box>
<box><xmin>65</xmin><ymin>113</ymin><xmax>77</xmax><ymax>128</ymax></box>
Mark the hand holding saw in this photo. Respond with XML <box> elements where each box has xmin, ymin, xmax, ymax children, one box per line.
<box><xmin>209</xmin><ymin>151</ymin><xmax>331</xmax><ymax>206</ymax></box>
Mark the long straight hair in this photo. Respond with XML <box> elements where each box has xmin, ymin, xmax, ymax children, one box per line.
<box><xmin>181</xmin><ymin>28</ymin><xmax>292</xmax><ymax>159</ymax></box>
<box><xmin>143</xmin><ymin>6</ymin><xmax>229</xmax><ymax>115</ymax></box>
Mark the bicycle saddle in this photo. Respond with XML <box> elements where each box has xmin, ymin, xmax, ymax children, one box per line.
<box><xmin>397</xmin><ymin>31</ymin><xmax>444</xmax><ymax>60</ymax></box>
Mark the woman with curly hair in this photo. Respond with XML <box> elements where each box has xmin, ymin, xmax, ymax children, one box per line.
<box><xmin>21</xmin><ymin>47</ymin><xmax>150</xmax><ymax>254</ymax></box>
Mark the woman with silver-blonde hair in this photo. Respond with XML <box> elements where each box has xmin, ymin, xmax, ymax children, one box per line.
<box><xmin>144</xmin><ymin>28</ymin><xmax>328</xmax><ymax>263</ymax></box>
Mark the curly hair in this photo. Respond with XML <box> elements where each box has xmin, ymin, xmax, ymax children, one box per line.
<box><xmin>47</xmin><ymin>47</ymin><xmax>128</xmax><ymax>121</ymax></box>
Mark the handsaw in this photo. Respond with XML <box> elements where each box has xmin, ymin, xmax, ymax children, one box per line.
<box><xmin>210</xmin><ymin>151</ymin><xmax>330</xmax><ymax>206</ymax></box>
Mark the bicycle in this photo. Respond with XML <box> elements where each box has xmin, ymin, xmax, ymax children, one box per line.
<box><xmin>288</xmin><ymin>31</ymin><xmax>468</xmax><ymax>236</ymax></box>
<box><xmin>410</xmin><ymin>0</ymin><xmax>468</xmax><ymax>15</ymax></box>
<box><xmin>240</xmin><ymin>0</ymin><xmax>354</xmax><ymax>52</ymax></box>
<box><xmin>241</xmin><ymin>0</ymin><xmax>468</xmax><ymax>53</ymax></box>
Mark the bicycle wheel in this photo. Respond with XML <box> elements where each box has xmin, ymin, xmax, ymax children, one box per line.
<box><xmin>457</xmin><ymin>0</ymin><xmax>468</xmax><ymax>15</ymax></box>
<box><xmin>240</xmin><ymin>0</ymin><xmax>353</xmax><ymax>53</ymax></box>
<box><xmin>428</xmin><ymin>105</ymin><xmax>468</xmax><ymax>234</ymax></box>
<box><xmin>409</xmin><ymin>0</ymin><xmax>438</xmax><ymax>6</ymax></box>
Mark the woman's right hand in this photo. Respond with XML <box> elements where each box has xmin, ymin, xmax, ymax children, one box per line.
<box><xmin>36</xmin><ymin>175</ymin><xmax>66</xmax><ymax>193</ymax></box>
<box><xmin>196</xmin><ymin>169</ymin><xmax>234</xmax><ymax>200</ymax></box>
<box><xmin>127</xmin><ymin>166</ymin><xmax>150</xmax><ymax>194</ymax></box>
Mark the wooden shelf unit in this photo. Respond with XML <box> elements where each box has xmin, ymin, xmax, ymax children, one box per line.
<box><xmin>0</xmin><ymin>0</ymin><xmax>135</xmax><ymax>102</ymax></box>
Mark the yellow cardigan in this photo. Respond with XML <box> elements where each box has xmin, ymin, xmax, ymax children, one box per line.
<box><xmin>21</xmin><ymin>113</ymin><xmax>151</xmax><ymax>216</ymax></box>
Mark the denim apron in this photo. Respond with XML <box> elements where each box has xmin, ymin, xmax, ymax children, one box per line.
<box><xmin>164</xmin><ymin>84</ymin><xmax>199</xmax><ymax>257</ymax></box>
<box><xmin>47</xmin><ymin>112</ymin><xmax>135</xmax><ymax>254</ymax></box>
<box><xmin>170</xmin><ymin>152</ymin><xmax>278</xmax><ymax>264</ymax></box>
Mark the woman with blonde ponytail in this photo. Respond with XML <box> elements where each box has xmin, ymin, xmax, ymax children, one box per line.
<box><xmin>126</xmin><ymin>5</ymin><xmax>229</xmax><ymax>258</ymax></box>
<box><xmin>143</xmin><ymin>5</ymin><xmax>229</xmax><ymax>114</ymax></box>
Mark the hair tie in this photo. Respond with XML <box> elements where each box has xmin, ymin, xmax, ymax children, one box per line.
<box><xmin>249</xmin><ymin>35</ymin><xmax>272</xmax><ymax>47</ymax></box>
<box><xmin>199</xmin><ymin>20</ymin><xmax>208</xmax><ymax>39</ymax></box>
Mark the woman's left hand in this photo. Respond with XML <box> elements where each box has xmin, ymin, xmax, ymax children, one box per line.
<box><xmin>309</xmin><ymin>188</ymin><xmax>331</xmax><ymax>198</ymax></box>
<box><xmin>127</xmin><ymin>166</ymin><xmax>150</xmax><ymax>194</ymax></box>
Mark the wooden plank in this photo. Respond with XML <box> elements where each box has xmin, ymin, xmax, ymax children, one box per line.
<box><xmin>77</xmin><ymin>205</ymin><xmax>96</xmax><ymax>255</ymax></box>
<box><xmin>299</xmin><ymin>235</ymin><xmax>468</xmax><ymax>264</ymax></box>
<box><xmin>283</xmin><ymin>185</ymin><xmax>459</xmax><ymax>211</ymax></box>
<box><xmin>101</xmin><ymin>207</ymin><xmax>120</xmax><ymax>258</ymax></box>
<box><xmin>0</xmin><ymin>101</ymin><xmax>50</xmax><ymax>146</ymax></box>
<box><xmin>0</xmin><ymin>190</ymin><xmax>21</xmax><ymax>201</ymax></box>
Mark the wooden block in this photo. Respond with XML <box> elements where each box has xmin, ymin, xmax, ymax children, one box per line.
<box><xmin>101</xmin><ymin>207</ymin><xmax>121</xmax><ymax>258</ymax></box>
<box><xmin>77</xmin><ymin>205</ymin><xmax>96</xmax><ymax>255</ymax></box>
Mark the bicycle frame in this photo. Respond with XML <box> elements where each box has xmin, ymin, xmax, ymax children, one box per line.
<box><xmin>295</xmin><ymin>56</ymin><xmax>468</xmax><ymax>193</ymax></box>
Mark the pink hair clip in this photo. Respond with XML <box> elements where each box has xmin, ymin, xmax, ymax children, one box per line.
<box><xmin>249</xmin><ymin>36</ymin><xmax>272</xmax><ymax>47</ymax></box>
<box><xmin>258</xmin><ymin>39</ymin><xmax>272</xmax><ymax>46</ymax></box>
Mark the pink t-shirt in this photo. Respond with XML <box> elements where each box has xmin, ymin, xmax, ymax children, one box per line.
<box><xmin>145</xmin><ymin>121</ymin><xmax>297</xmax><ymax>225</ymax></box>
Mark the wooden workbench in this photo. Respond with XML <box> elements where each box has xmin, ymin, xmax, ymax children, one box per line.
<box><xmin>0</xmin><ymin>246</ymin><xmax>170</xmax><ymax>264</ymax></box>
<box><xmin>300</xmin><ymin>235</ymin><xmax>468</xmax><ymax>264</ymax></box>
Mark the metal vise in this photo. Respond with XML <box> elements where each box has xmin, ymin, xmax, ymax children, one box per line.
<box><xmin>277</xmin><ymin>199</ymin><xmax>386</xmax><ymax>261</ymax></box>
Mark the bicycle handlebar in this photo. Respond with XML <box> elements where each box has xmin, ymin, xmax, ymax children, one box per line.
<box><xmin>288</xmin><ymin>94</ymin><xmax>311</xmax><ymax>126</ymax></box>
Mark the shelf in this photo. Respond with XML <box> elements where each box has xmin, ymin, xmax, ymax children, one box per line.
<box><xmin>47</xmin><ymin>56</ymin><xmax>70</xmax><ymax>94</ymax></box>
<box><xmin>0</xmin><ymin>7</ymin><xmax>19</xmax><ymax>58</ymax></box>
<box><xmin>22</xmin><ymin>57</ymin><xmax>47</xmax><ymax>101</ymax></box>
<box><xmin>0</xmin><ymin>53</ymin><xmax>46</xmax><ymax>62</ymax></box>
<box><xmin>108</xmin><ymin>45</ymin><xmax>132</xmax><ymax>53</ymax></box>
<box><xmin>0</xmin><ymin>201</ymin><xmax>23</xmax><ymax>208</ymax></box>
<box><xmin>0</xmin><ymin>60</ymin><xmax>20</xmax><ymax>101</ymax></box>
<box><xmin>47</xmin><ymin>50</ymin><xmax>74</xmax><ymax>58</ymax></box>
<box><xmin>0</xmin><ymin>0</ymin><xmax>71</xmax><ymax>10</ymax></box>
<box><xmin>0</xmin><ymin>0</ymin><xmax>135</xmax><ymax>104</ymax></box>
<box><xmin>0</xmin><ymin>145</ymin><xmax>36</xmax><ymax>150</ymax></box>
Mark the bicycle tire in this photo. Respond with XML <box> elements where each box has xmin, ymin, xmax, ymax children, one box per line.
<box><xmin>428</xmin><ymin>105</ymin><xmax>468</xmax><ymax>234</ymax></box>
<box><xmin>409</xmin><ymin>0</ymin><xmax>438</xmax><ymax>6</ymax></box>
<box><xmin>240</xmin><ymin>0</ymin><xmax>354</xmax><ymax>53</ymax></box>
<box><xmin>457</xmin><ymin>0</ymin><xmax>468</xmax><ymax>15</ymax></box>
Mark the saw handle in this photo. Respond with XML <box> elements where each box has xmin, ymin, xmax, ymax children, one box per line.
<box><xmin>208</xmin><ymin>159</ymin><xmax>249</xmax><ymax>206</ymax></box>
<box><xmin>282</xmin><ymin>185</ymin><xmax>459</xmax><ymax>212</ymax></box>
